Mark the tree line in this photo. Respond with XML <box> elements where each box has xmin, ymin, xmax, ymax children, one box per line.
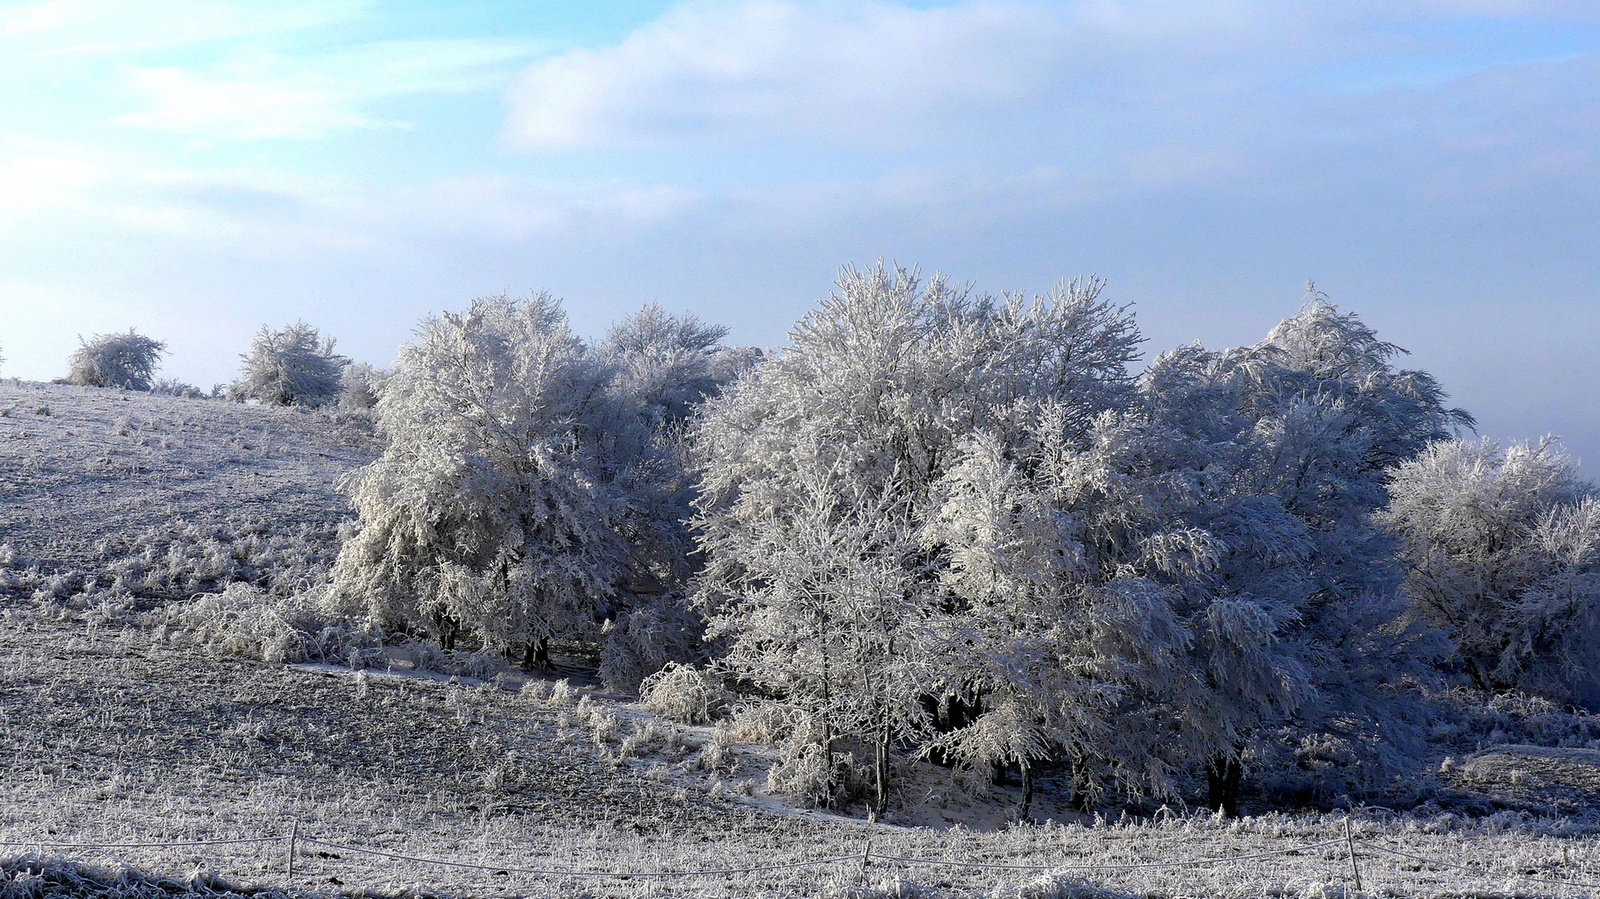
<box><xmin>332</xmin><ymin>266</ymin><xmax>1599</xmax><ymax>817</ymax></box>
<box><xmin>44</xmin><ymin>265</ymin><xmax>1600</xmax><ymax>817</ymax></box>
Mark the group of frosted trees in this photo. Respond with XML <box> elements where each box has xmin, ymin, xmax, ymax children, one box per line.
<box><xmin>325</xmin><ymin>265</ymin><xmax>1597</xmax><ymax>817</ymax></box>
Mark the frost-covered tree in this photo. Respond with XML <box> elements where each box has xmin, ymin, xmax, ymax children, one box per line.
<box><xmin>696</xmin><ymin>274</ymin><xmax>1466</xmax><ymax>816</ymax></box>
<box><xmin>338</xmin><ymin>361</ymin><xmax>387</xmax><ymax>412</ymax></box>
<box><xmin>922</xmin><ymin>427</ymin><xmax>1140</xmax><ymax>818</ymax></box>
<box><xmin>65</xmin><ymin>329</ymin><xmax>167</xmax><ymax>390</ymax></box>
<box><xmin>332</xmin><ymin>293</ymin><xmax>642</xmax><ymax>664</ymax></box>
<box><xmin>1044</xmin><ymin>293</ymin><xmax>1470</xmax><ymax>814</ymax></box>
<box><xmin>602</xmin><ymin>303</ymin><xmax>730</xmax><ymax>431</ymax></box>
<box><xmin>232</xmin><ymin>321</ymin><xmax>349</xmax><ymax>407</ymax></box>
<box><xmin>1381</xmin><ymin>438</ymin><xmax>1600</xmax><ymax>706</ymax></box>
<box><xmin>692</xmin><ymin>263</ymin><xmax>1144</xmax><ymax>812</ymax></box>
<box><xmin>593</xmin><ymin>304</ymin><xmax>738</xmax><ymax>690</ymax></box>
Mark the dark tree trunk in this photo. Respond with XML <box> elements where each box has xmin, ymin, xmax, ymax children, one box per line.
<box><xmin>1464</xmin><ymin>656</ymin><xmax>1493</xmax><ymax>693</ymax></box>
<box><xmin>1206</xmin><ymin>751</ymin><xmax>1243</xmax><ymax>818</ymax></box>
<box><xmin>1018</xmin><ymin>757</ymin><xmax>1034</xmax><ymax>822</ymax></box>
<box><xmin>872</xmin><ymin>717</ymin><xmax>890</xmax><ymax>820</ymax></box>
<box><xmin>533</xmin><ymin>636</ymin><xmax>550</xmax><ymax>669</ymax></box>
<box><xmin>434</xmin><ymin>611</ymin><xmax>459</xmax><ymax>651</ymax></box>
<box><xmin>520</xmin><ymin>640</ymin><xmax>539</xmax><ymax>672</ymax></box>
<box><xmin>1069</xmin><ymin>754</ymin><xmax>1093</xmax><ymax>812</ymax></box>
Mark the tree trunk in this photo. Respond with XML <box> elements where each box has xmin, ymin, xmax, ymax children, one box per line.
<box><xmin>533</xmin><ymin>635</ymin><xmax>550</xmax><ymax>669</ymax></box>
<box><xmin>873</xmin><ymin>716</ymin><xmax>890</xmax><ymax>820</ymax></box>
<box><xmin>1464</xmin><ymin>656</ymin><xmax>1492</xmax><ymax>693</ymax></box>
<box><xmin>520</xmin><ymin>640</ymin><xmax>539</xmax><ymax>672</ymax></box>
<box><xmin>1019</xmin><ymin>757</ymin><xmax>1034</xmax><ymax>822</ymax></box>
<box><xmin>1205</xmin><ymin>751</ymin><xmax>1243</xmax><ymax>818</ymax></box>
<box><xmin>434</xmin><ymin>611</ymin><xmax>458</xmax><ymax>651</ymax></box>
<box><xmin>1069</xmin><ymin>754</ymin><xmax>1093</xmax><ymax>812</ymax></box>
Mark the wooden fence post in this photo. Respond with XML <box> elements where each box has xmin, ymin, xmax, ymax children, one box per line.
<box><xmin>1344</xmin><ymin>817</ymin><xmax>1363</xmax><ymax>894</ymax></box>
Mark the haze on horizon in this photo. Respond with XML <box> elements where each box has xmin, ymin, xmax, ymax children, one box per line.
<box><xmin>0</xmin><ymin>0</ymin><xmax>1595</xmax><ymax>470</ymax></box>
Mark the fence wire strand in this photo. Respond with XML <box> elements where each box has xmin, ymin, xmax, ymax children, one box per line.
<box><xmin>7</xmin><ymin>827</ymin><xmax>1600</xmax><ymax>892</ymax></box>
<box><xmin>299</xmin><ymin>836</ymin><xmax>859</xmax><ymax>879</ymax></box>
<box><xmin>869</xmin><ymin>838</ymin><xmax>1347</xmax><ymax>872</ymax></box>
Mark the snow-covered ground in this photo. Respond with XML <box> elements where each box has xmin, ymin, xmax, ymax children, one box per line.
<box><xmin>4</xmin><ymin>381</ymin><xmax>1600</xmax><ymax>898</ymax></box>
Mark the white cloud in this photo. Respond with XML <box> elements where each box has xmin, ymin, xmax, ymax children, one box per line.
<box><xmin>504</xmin><ymin>0</ymin><xmax>1078</xmax><ymax>150</ymax></box>
<box><xmin>114</xmin><ymin>66</ymin><xmax>380</xmax><ymax>140</ymax></box>
<box><xmin>501</xmin><ymin>0</ymin><xmax>1600</xmax><ymax>154</ymax></box>
<box><xmin>113</xmin><ymin>39</ymin><xmax>539</xmax><ymax>140</ymax></box>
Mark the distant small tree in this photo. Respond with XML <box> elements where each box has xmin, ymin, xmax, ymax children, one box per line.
<box><xmin>232</xmin><ymin>321</ymin><xmax>348</xmax><ymax>407</ymax></box>
<box><xmin>65</xmin><ymin>329</ymin><xmax>167</xmax><ymax>390</ymax></box>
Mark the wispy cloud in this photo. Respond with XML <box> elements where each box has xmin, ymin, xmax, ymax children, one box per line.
<box><xmin>112</xmin><ymin>39</ymin><xmax>540</xmax><ymax>140</ymax></box>
<box><xmin>504</xmin><ymin>1</ymin><xmax>1080</xmax><ymax>150</ymax></box>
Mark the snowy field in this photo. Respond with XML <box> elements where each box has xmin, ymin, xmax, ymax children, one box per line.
<box><xmin>3</xmin><ymin>380</ymin><xmax>1600</xmax><ymax>898</ymax></box>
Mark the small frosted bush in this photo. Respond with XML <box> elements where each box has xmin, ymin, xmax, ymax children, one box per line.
<box><xmin>232</xmin><ymin>320</ymin><xmax>348</xmax><ymax>407</ymax></box>
<box><xmin>165</xmin><ymin>582</ymin><xmax>381</xmax><ymax>666</ymax></box>
<box><xmin>765</xmin><ymin>741</ymin><xmax>834</xmax><ymax>807</ymax></box>
<box><xmin>639</xmin><ymin>662</ymin><xmax>726</xmax><ymax>724</ymax></box>
<box><xmin>66</xmin><ymin>329</ymin><xmax>166</xmax><ymax>390</ymax></box>
<box><xmin>694</xmin><ymin>723</ymin><xmax>739</xmax><ymax>775</ymax></box>
<box><xmin>150</xmin><ymin>378</ymin><xmax>206</xmax><ymax>399</ymax></box>
<box><xmin>338</xmin><ymin>361</ymin><xmax>386</xmax><ymax>411</ymax></box>
<box><xmin>548</xmin><ymin>678</ymin><xmax>577</xmax><ymax>707</ymax></box>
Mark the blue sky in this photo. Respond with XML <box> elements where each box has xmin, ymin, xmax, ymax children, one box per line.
<box><xmin>1</xmin><ymin>0</ymin><xmax>1597</xmax><ymax>470</ymax></box>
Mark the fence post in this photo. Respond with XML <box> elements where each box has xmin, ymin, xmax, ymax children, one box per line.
<box><xmin>859</xmin><ymin>840</ymin><xmax>871</xmax><ymax>885</ymax></box>
<box><xmin>286</xmin><ymin>821</ymin><xmax>297</xmax><ymax>880</ymax></box>
<box><xmin>1344</xmin><ymin>817</ymin><xmax>1362</xmax><ymax>894</ymax></box>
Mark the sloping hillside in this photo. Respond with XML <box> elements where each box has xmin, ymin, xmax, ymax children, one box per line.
<box><xmin>0</xmin><ymin>380</ymin><xmax>378</xmax><ymax>594</ymax></box>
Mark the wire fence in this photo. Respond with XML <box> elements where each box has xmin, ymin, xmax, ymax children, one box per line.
<box><xmin>3</xmin><ymin>820</ymin><xmax>1599</xmax><ymax>894</ymax></box>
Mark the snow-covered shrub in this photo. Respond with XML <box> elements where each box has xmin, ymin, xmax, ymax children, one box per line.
<box><xmin>98</xmin><ymin>515</ymin><xmax>341</xmax><ymax>600</ymax></box>
<box><xmin>65</xmin><ymin>329</ymin><xmax>166</xmax><ymax>390</ymax></box>
<box><xmin>150</xmin><ymin>378</ymin><xmax>206</xmax><ymax>399</ymax></box>
<box><xmin>1381</xmin><ymin>438</ymin><xmax>1600</xmax><ymax>706</ymax></box>
<box><xmin>548</xmin><ymin>677</ymin><xmax>578</xmax><ymax>707</ymax></box>
<box><xmin>639</xmin><ymin>662</ymin><xmax>727</xmax><ymax>724</ymax></box>
<box><xmin>598</xmin><ymin>596</ymin><xmax>703</xmax><ymax>693</ymax></box>
<box><xmin>232</xmin><ymin>320</ymin><xmax>349</xmax><ymax>407</ymax></box>
<box><xmin>339</xmin><ymin>361</ymin><xmax>386</xmax><ymax>411</ymax></box>
<box><xmin>694</xmin><ymin>723</ymin><xmax>739</xmax><ymax>774</ymax></box>
<box><xmin>164</xmin><ymin>582</ymin><xmax>382</xmax><ymax>666</ymax></box>
<box><xmin>728</xmin><ymin>700</ymin><xmax>811</xmax><ymax>745</ymax></box>
<box><xmin>765</xmin><ymin>740</ymin><xmax>836</xmax><ymax>808</ymax></box>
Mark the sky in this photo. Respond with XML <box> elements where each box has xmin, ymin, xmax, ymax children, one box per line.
<box><xmin>0</xmin><ymin>0</ymin><xmax>1596</xmax><ymax>471</ymax></box>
